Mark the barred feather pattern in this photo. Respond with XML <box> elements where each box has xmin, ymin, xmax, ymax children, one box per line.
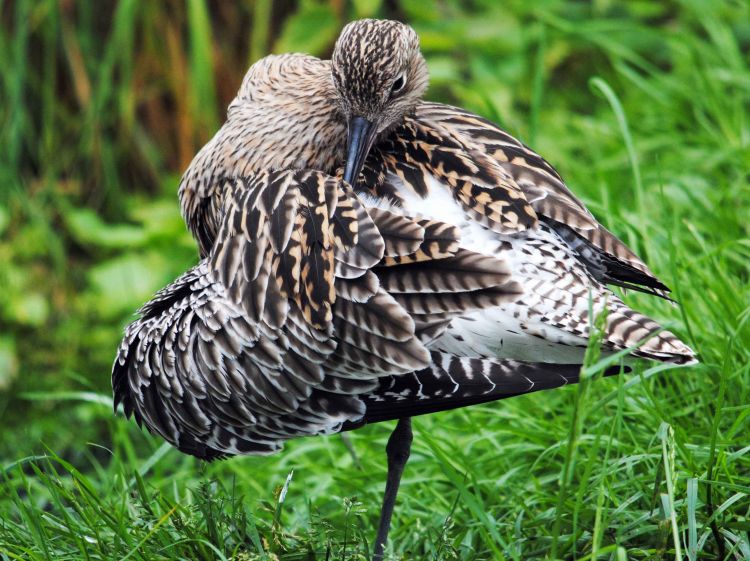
<box><xmin>114</xmin><ymin>169</ymin><xmax>539</xmax><ymax>458</ymax></box>
<box><xmin>404</xmin><ymin>102</ymin><xmax>669</xmax><ymax>296</ymax></box>
<box><xmin>116</xmin><ymin>21</ymin><xmax>697</xmax><ymax>460</ymax></box>
<box><xmin>382</xmin><ymin>171</ymin><xmax>695</xmax><ymax>364</ymax></box>
<box><xmin>352</xmin><ymin>104</ymin><xmax>694</xmax><ymax>363</ymax></box>
<box><xmin>373</xmin><ymin>118</ymin><xmax>538</xmax><ymax>234</ymax></box>
<box><xmin>347</xmin><ymin>351</ymin><xmax>625</xmax><ymax>426</ymax></box>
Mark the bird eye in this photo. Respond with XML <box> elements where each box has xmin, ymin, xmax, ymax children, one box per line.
<box><xmin>391</xmin><ymin>74</ymin><xmax>406</xmax><ymax>95</ymax></box>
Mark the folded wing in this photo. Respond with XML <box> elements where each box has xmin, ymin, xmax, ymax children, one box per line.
<box><xmin>382</xmin><ymin>102</ymin><xmax>671</xmax><ymax>298</ymax></box>
<box><xmin>113</xmin><ymin>170</ymin><xmax>543</xmax><ymax>459</ymax></box>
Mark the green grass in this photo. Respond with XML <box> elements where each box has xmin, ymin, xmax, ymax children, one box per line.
<box><xmin>1</xmin><ymin>0</ymin><xmax>749</xmax><ymax>559</ymax></box>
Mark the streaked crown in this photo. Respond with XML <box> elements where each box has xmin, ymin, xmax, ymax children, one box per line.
<box><xmin>331</xmin><ymin>19</ymin><xmax>428</xmax><ymax>130</ymax></box>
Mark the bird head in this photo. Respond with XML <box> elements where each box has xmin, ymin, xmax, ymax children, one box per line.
<box><xmin>331</xmin><ymin>19</ymin><xmax>428</xmax><ymax>185</ymax></box>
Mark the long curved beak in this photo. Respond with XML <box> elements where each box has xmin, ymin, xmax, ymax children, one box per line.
<box><xmin>343</xmin><ymin>116</ymin><xmax>377</xmax><ymax>186</ymax></box>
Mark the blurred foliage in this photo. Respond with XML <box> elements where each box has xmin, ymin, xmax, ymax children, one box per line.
<box><xmin>1</xmin><ymin>0</ymin><xmax>749</xmax><ymax>559</ymax></box>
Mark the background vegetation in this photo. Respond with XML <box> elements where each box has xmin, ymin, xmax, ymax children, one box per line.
<box><xmin>1</xmin><ymin>0</ymin><xmax>749</xmax><ymax>559</ymax></box>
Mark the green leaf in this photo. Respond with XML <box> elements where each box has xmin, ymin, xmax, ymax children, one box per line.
<box><xmin>128</xmin><ymin>199</ymin><xmax>190</xmax><ymax>242</ymax></box>
<box><xmin>65</xmin><ymin>207</ymin><xmax>147</xmax><ymax>249</ymax></box>
<box><xmin>187</xmin><ymin>0</ymin><xmax>219</xmax><ymax>131</ymax></box>
<box><xmin>8</xmin><ymin>292</ymin><xmax>49</xmax><ymax>327</ymax></box>
<box><xmin>274</xmin><ymin>2</ymin><xmax>339</xmax><ymax>55</ymax></box>
<box><xmin>352</xmin><ymin>0</ymin><xmax>382</xmax><ymax>18</ymax></box>
<box><xmin>86</xmin><ymin>251</ymin><xmax>174</xmax><ymax>318</ymax></box>
<box><xmin>0</xmin><ymin>336</ymin><xmax>19</xmax><ymax>391</ymax></box>
<box><xmin>0</xmin><ymin>205</ymin><xmax>9</xmax><ymax>236</ymax></box>
<box><xmin>400</xmin><ymin>0</ymin><xmax>440</xmax><ymax>21</ymax></box>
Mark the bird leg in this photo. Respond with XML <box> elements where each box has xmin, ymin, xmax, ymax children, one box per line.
<box><xmin>372</xmin><ymin>417</ymin><xmax>413</xmax><ymax>561</ymax></box>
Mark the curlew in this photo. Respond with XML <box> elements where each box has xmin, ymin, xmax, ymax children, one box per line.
<box><xmin>113</xmin><ymin>19</ymin><xmax>696</xmax><ymax>558</ymax></box>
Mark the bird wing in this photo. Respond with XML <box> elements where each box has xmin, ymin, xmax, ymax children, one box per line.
<box><xmin>356</xmin><ymin>104</ymin><xmax>696</xmax><ymax>364</ymax></box>
<box><xmin>374</xmin><ymin>102</ymin><xmax>670</xmax><ymax>297</ymax></box>
<box><xmin>372</xmin><ymin>113</ymin><xmax>538</xmax><ymax>235</ymax></box>
<box><xmin>113</xmin><ymin>170</ymin><xmax>529</xmax><ymax>458</ymax></box>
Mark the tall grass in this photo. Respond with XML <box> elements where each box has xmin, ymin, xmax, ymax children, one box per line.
<box><xmin>1</xmin><ymin>0</ymin><xmax>749</xmax><ymax>559</ymax></box>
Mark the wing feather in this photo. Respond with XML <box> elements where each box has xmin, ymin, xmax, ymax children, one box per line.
<box><xmin>408</xmin><ymin>102</ymin><xmax>670</xmax><ymax>295</ymax></box>
<box><xmin>114</xmin><ymin>170</ymin><xmax>446</xmax><ymax>458</ymax></box>
<box><xmin>375</xmin><ymin>117</ymin><xmax>538</xmax><ymax>234</ymax></box>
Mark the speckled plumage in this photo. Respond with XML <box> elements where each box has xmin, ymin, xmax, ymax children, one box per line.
<box><xmin>115</xmin><ymin>19</ymin><xmax>696</xmax><ymax>463</ymax></box>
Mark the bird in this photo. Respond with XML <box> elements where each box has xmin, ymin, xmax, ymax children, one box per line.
<box><xmin>112</xmin><ymin>19</ymin><xmax>696</xmax><ymax>559</ymax></box>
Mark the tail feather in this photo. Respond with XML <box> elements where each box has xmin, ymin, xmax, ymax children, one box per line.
<box><xmin>604</xmin><ymin>302</ymin><xmax>697</xmax><ymax>365</ymax></box>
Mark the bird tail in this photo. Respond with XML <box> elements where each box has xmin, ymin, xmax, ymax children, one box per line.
<box><xmin>349</xmin><ymin>352</ymin><xmax>628</xmax><ymax>427</ymax></box>
<box><xmin>603</xmin><ymin>301</ymin><xmax>697</xmax><ymax>365</ymax></box>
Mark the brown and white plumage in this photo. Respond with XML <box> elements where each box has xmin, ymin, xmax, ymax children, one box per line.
<box><xmin>115</xmin><ymin>19</ymin><xmax>696</xmax><ymax>461</ymax></box>
<box><xmin>114</xmin><ymin>171</ymin><xmax>585</xmax><ymax>459</ymax></box>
